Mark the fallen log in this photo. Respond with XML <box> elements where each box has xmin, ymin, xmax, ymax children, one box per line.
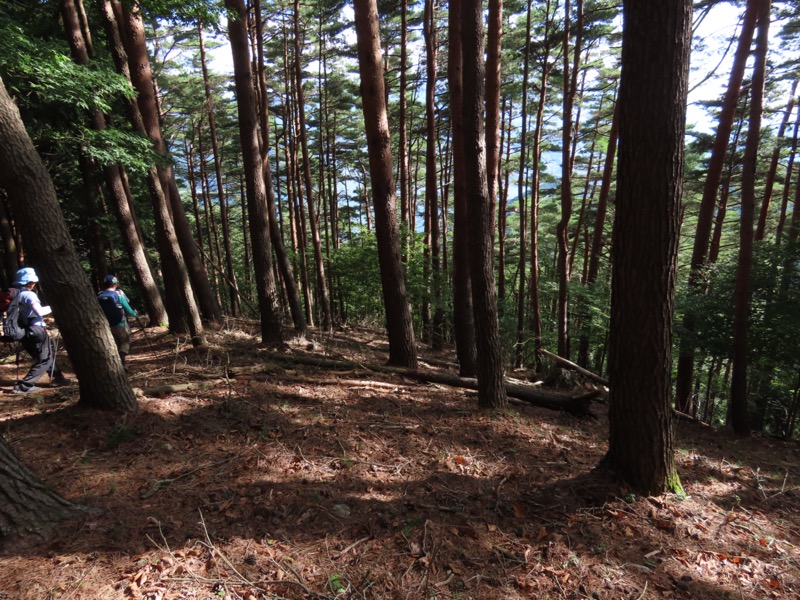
<box><xmin>538</xmin><ymin>348</ymin><xmax>609</xmax><ymax>386</ymax></box>
<box><xmin>256</xmin><ymin>351</ymin><xmax>598</xmax><ymax>416</ymax></box>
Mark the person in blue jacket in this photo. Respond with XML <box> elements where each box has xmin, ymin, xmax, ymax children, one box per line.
<box><xmin>13</xmin><ymin>267</ymin><xmax>71</xmax><ymax>394</ymax></box>
<box><xmin>97</xmin><ymin>275</ymin><xmax>138</xmax><ymax>368</ymax></box>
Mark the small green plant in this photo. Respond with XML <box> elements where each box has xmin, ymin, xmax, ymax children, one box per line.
<box><xmin>623</xmin><ymin>493</ymin><xmax>637</xmax><ymax>504</ymax></box>
<box><xmin>328</xmin><ymin>572</ymin><xmax>346</xmax><ymax>594</ymax></box>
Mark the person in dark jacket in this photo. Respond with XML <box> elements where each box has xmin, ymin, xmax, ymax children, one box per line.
<box><xmin>12</xmin><ymin>267</ymin><xmax>71</xmax><ymax>394</ymax></box>
<box><xmin>97</xmin><ymin>275</ymin><xmax>138</xmax><ymax>367</ymax></box>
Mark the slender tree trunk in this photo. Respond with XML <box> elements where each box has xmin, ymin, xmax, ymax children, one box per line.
<box><xmin>448</xmin><ymin>0</ymin><xmax>477</xmax><ymax>376</ymax></box>
<box><xmin>423</xmin><ymin>0</ymin><xmax>444</xmax><ymax>349</ymax></box>
<box><xmin>514</xmin><ymin>0</ymin><xmax>533</xmax><ymax>368</ymax></box>
<box><xmin>100</xmin><ymin>0</ymin><xmax>202</xmax><ymax>340</ymax></box>
<box><xmin>604</xmin><ymin>0</ymin><xmax>691</xmax><ymax>494</ymax></box>
<box><xmin>577</xmin><ymin>94</ymin><xmax>618</xmax><ymax>366</ymax></box>
<box><xmin>756</xmin><ymin>79</ymin><xmax>798</xmax><ymax>241</ymax></box>
<box><xmin>353</xmin><ymin>0</ymin><xmax>419</xmax><ymax>368</ymax></box>
<box><xmin>63</xmin><ymin>0</ymin><xmax>166</xmax><ymax>325</ymax></box>
<box><xmin>730</xmin><ymin>0</ymin><xmax>769</xmax><ymax>437</ymax></box>
<box><xmin>557</xmin><ymin>0</ymin><xmax>583</xmax><ymax>359</ymax></box>
<box><xmin>709</xmin><ymin>106</ymin><xmax>747</xmax><ymax>264</ymax></box>
<box><xmin>399</xmin><ymin>0</ymin><xmax>410</xmax><ymax>254</ymax></box>
<box><xmin>529</xmin><ymin>0</ymin><xmax>555</xmax><ymax>369</ymax></box>
<box><xmin>486</xmin><ymin>0</ymin><xmax>502</xmax><ymax>235</ymax></box>
<box><xmin>252</xmin><ymin>3</ymin><xmax>306</xmax><ymax>333</ymax></box>
<box><xmin>462</xmin><ymin>0</ymin><xmax>508</xmax><ymax>410</ymax></box>
<box><xmin>118</xmin><ymin>0</ymin><xmax>221</xmax><ymax>323</ymax></box>
<box><xmin>776</xmin><ymin>106</ymin><xmax>800</xmax><ymax>246</ymax></box>
<box><xmin>675</xmin><ymin>0</ymin><xmax>758</xmax><ymax>412</ymax></box>
<box><xmin>198</xmin><ymin>23</ymin><xmax>241</xmax><ymax>317</ymax></box>
<box><xmin>497</xmin><ymin>95</ymin><xmax>508</xmax><ymax>301</ymax></box>
<box><xmin>293</xmin><ymin>0</ymin><xmax>331</xmax><ymax>330</ymax></box>
<box><xmin>226</xmin><ymin>0</ymin><xmax>283</xmax><ymax>344</ymax></box>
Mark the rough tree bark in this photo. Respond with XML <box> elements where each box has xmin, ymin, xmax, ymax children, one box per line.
<box><xmin>0</xmin><ymin>435</ymin><xmax>81</xmax><ymax>549</ymax></box>
<box><xmin>0</xmin><ymin>75</ymin><xmax>137</xmax><ymax>412</ymax></box>
<box><xmin>225</xmin><ymin>0</ymin><xmax>283</xmax><ymax>344</ymax></box>
<box><xmin>353</xmin><ymin>0</ymin><xmax>419</xmax><ymax>369</ymax></box>
<box><xmin>448</xmin><ymin>0</ymin><xmax>477</xmax><ymax>377</ymax></box>
<box><xmin>462</xmin><ymin>0</ymin><xmax>508</xmax><ymax>410</ymax></box>
<box><xmin>603</xmin><ymin>0</ymin><xmax>692</xmax><ymax>494</ymax></box>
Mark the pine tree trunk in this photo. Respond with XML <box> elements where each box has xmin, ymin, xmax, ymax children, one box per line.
<box><xmin>225</xmin><ymin>0</ymin><xmax>283</xmax><ymax>344</ymax></box>
<box><xmin>64</xmin><ymin>0</ymin><xmax>167</xmax><ymax>326</ymax></box>
<box><xmin>0</xmin><ymin>435</ymin><xmax>82</xmax><ymax>548</ymax></box>
<box><xmin>100</xmin><ymin>0</ymin><xmax>203</xmax><ymax>340</ymax></box>
<box><xmin>730</xmin><ymin>0</ymin><xmax>769</xmax><ymax>437</ymax></box>
<box><xmin>604</xmin><ymin>0</ymin><xmax>691</xmax><ymax>494</ymax></box>
<box><xmin>251</xmin><ymin>4</ymin><xmax>306</xmax><ymax>333</ymax></box>
<box><xmin>578</xmin><ymin>94</ymin><xmax>618</xmax><ymax>366</ymax></box>
<box><xmin>486</xmin><ymin>0</ymin><xmax>502</xmax><ymax>238</ymax></box>
<box><xmin>756</xmin><ymin>79</ymin><xmax>798</xmax><ymax>241</ymax></box>
<box><xmin>514</xmin><ymin>0</ymin><xmax>533</xmax><ymax>368</ymax></box>
<box><xmin>776</xmin><ymin>107</ymin><xmax>800</xmax><ymax>246</ymax></box>
<box><xmin>0</xmin><ymin>75</ymin><xmax>138</xmax><ymax>411</ymax></box>
<box><xmin>198</xmin><ymin>23</ymin><xmax>241</xmax><ymax>317</ymax></box>
<box><xmin>399</xmin><ymin>0</ymin><xmax>410</xmax><ymax>253</ymax></box>
<box><xmin>353</xmin><ymin>0</ymin><xmax>419</xmax><ymax>368</ymax></box>
<box><xmin>448</xmin><ymin>0</ymin><xmax>477</xmax><ymax>377</ymax></box>
<box><xmin>675</xmin><ymin>0</ymin><xmax>758</xmax><ymax>412</ymax></box>
<box><xmin>118</xmin><ymin>1</ymin><xmax>221</xmax><ymax>324</ymax></box>
<box><xmin>529</xmin><ymin>0</ymin><xmax>556</xmax><ymax>369</ymax></box>
<box><xmin>709</xmin><ymin>107</ymin><xmax>746</xmax><ymax>264</ymax></box>
<box><xmin>423</xmin><ymin>0</ymin><xmax>444</xmax><ymax>349</ymax></box>
<box><xmin>462</xmin><ymin>0</ymin><xmax>508</xmax><ymax>410</ymax></box>
<box><xmin>293</xmin><ymin>0</ymin><xmax>332</xmax><ymax>330</ymax></box>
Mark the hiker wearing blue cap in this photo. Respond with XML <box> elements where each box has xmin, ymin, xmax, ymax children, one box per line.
<box><xmin>97</xmin><ymin>275</ymin><xmax>138</xmax><ymax>368</ymax></box>
<box><xmin>10</xmin><ymin>267</ymin><xmax>71</xmax><ymax>394</ymax></box>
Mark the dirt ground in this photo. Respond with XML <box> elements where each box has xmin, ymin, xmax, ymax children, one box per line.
<box><xmin>0</xmin><ymin>322</ymin><xmax>797</xmax><ymax>599</ymax></box>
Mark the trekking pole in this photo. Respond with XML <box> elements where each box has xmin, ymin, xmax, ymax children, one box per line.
<box><xmin>134</xmin><ymin>316</ymin><xmax>159</xmax><ymax>356</ymax></box>
<box><xmin>49</xmin><ymin>332</ymin><xmax>60</xmax><ymax>379</ymax></box>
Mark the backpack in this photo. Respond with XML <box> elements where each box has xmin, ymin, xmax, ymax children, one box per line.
<box><xmin>1</xmin><ymin>288</ymin><xmax>25</xmax><ymax>341</ymax></box>
<box><xmin>97</xmin><ymin>289</ymin><xmax>124</xmax><ymax>325</ymax></box>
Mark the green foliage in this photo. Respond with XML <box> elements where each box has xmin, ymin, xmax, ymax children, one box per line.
<box><xmin>0</xmin><ymin>20</ymin><xmax>134</xmax><ymax>116</ymax></box>
<box><xmin>330</xmin><ymin>233</ymin><xmax>385</xmax><ymax>326</ymax></box>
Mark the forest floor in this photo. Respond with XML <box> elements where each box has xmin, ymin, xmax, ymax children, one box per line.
<box><xmin>0</xmin><ymin>322</ymin><xmax>798</xmax><ymax>600</ymax></box>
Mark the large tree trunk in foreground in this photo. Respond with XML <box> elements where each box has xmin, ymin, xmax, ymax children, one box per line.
<box><xmin>353</xmin><ymin>0</ymin><xmax>418</xmax><ymax>369</ymax></box>
<box><xmin>0</xmin><ymin>76</ymin><xmax>137</xmax><ymax>412</ymax></box>
<box><xmin>604</xmin><ymin>0</ymin><xmax>691</xmax><ymax>494</ymax></box>
<box><xmin>0</xmin><ymin>436</ymin><xmax>81</xmax><ymax>548</ymax></box>
<box><xmin>462</xmin><ymin>0</ymin><xmax>508</xmax><ymax>409</ymax></box>
<box><xmin>226</xmin><ymin>0</ymin><xmax>283</xmax><ymax>344</ymax></box>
